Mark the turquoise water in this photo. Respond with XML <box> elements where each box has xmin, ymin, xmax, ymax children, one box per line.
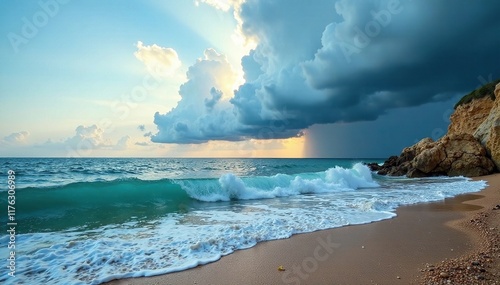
<box><xmin>1</xmin><ymin>158</ymin><xmax>363</xmax><ymax>233</ymax></box>
<box><xmin>0</xmin><ymin>158</ymin><xmax>487</xmax><ymax>284</ymax></box>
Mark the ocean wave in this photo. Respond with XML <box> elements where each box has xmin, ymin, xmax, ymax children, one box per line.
<box><xmin>0</xmin><ymin>162</ymin><xmax>488</xmax><ymax>285</ymax></box>
<box><xmin>0</xmin><ymin>178</ymin><xmax>192</xmax><ymax>233</ymax></box>
<box><xmin>0</xmin><ymin>164</ymin><xmax>378</xmax><ymax>233</ymax></box>
<box><xmin>178</xmin><ymin>162</ymin><xmax>379</xmax><ymax>201</ymax></box>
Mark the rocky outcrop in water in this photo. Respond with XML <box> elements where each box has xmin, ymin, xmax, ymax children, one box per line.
<box><xmin>372</xmin><ymin>82</ymin><xmax>500</xmax><ymax>177</ymax></box>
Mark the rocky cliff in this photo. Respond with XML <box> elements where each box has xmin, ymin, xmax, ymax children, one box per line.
<box><xmin>371</xmin><ymin>81</ymin><xmax>500</xmax><ymax>177</ymax></box>
<box><xmin>474</xmin><ymin>82</ymin><xmax>500</xmax><ymax>169</ymax></box>
<box><xmin>448</xmin><ymin>96</ymin><xmax>494</xmax><ymax>136</ymax></box>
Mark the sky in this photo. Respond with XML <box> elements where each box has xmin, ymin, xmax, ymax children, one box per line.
<box><xmin>1</xmin><ymin>0</ymin><xmax>499</xmax><ymax>158</ymax></box>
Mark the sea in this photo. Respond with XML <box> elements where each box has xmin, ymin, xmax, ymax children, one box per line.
<box><xmin>0</xmin><ymin>158</ymin><xmax>488</xmax><ymax>284</ymax></box>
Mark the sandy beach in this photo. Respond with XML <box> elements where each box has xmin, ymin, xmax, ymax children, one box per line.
<box><xmin>106</xmin><ymin>174</ymin><xmax>500</xmax><ymax>285</ymax></box>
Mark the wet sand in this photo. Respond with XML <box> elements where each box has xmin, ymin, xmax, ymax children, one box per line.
<box><xmin>106</xmin><ymin>174</ymin><xmax>500</xmax><ymax>285</ymax></box>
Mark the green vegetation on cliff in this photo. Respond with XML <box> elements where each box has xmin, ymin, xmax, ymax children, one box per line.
<box><xmin>454</xmin><ymin>78</ymin><xmax>500</xmax><ymax>109</ymax></box>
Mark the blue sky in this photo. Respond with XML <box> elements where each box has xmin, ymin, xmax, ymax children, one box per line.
<box><xmin>1</xmin><ymin>0</ymin><xmax>499</xmax><ymax>158</ymax></box>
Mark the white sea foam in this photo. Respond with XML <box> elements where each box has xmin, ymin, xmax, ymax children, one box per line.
<box><xmin>0</xmin><ymin>164</ymin><xmax>488</xmax><ymax>285</ymax></box>
<box><xmin>183</xmin><ymin>163</ymin><xmax>380</xmax><ymax>202</ymax></box>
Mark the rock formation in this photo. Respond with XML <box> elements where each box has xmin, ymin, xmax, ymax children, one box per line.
<box><xmin>372</xmin><ymin>134</ymin><xmax>495</xmax><ymax>177</ymax></box>
<box><xmin>448</xmin><ymin>96</ymin><xmax>494</xmax><ymax>136</ymax></box>
<box><xmin>372</xmin><ymin>82</ymin><xmax>500</xmax><ymax>177</ymax></box>
<box><xmin>474</xmin><ymin>83</ymin><xmax>500</xmax><ymax>169</ymax></box>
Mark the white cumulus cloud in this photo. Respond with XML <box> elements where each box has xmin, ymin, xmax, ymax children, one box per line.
<box><xmin>3</xmin><ymin>131</ymin><xmax>30</xmax><ymax>144</ymax></box>
<box><xmin>152</xmin><ymin>48</ymin><xmax>241</xmax><ymax>143</ymax></box>
<box><xmin>134</xmin><ymin>41</ymin><xmax>182</xmax><ymax>78</ymax></box>
<box><xmin>65</xmin><ymin>125</ymin><xmax>111</xmax><ymax>150</ymax></box>
<box><xmin>114</xmin><ymin>136</ymin><xmax>131</xmax><ymax>150</ymax></box>
<box><xmin>195</xmin><ymin>0</ymin><xmax>243</xmax><ymax>11</ymax></box>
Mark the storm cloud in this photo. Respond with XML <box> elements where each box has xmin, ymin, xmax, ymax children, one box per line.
<box><xmin>153</xmin><ymin>0</ymin><xmax>500</xmax><ymax>144</ymax></box>
<box><xmin>152</xmin><ymin>49</ymin><xmax>242</xmax><ymax>143</ymax></box>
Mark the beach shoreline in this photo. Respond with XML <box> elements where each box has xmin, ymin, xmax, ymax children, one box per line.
<box><xmin>105</xmin><ymin>174</ymin><xmax>500</xmax><ymax>285</ymax></box>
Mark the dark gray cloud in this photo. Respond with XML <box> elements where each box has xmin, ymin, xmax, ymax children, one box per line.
<box><xmin>153</xmin><ymin>0</ymin><xmax>500</xmax><ymax>145</ymax></box>
<box><xmin>304</xmin><ymin>96</ymin><xmax>458</xmax><ymax>158</ymax></box>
